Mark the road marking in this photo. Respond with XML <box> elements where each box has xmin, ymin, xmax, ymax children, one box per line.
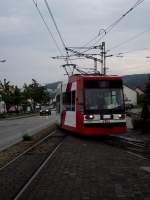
<box><xmin>141</xmin><ymin>166</ymin><xmax>150</xmax><ymax>173</ymax></box>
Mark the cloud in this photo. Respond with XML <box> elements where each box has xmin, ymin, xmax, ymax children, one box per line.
<box><xmin>0</xmin><ymin>0</ymin><xmax>150</xmax><ymax>86</ymax></box>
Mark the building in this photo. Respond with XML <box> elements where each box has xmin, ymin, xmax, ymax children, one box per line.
<box><xmin>123</xmin><ymin>85</ymin><xmax>137</xmax><ymax>106</ymax></box>
<box><xmin>135</xmin><ymin>87</ymin><xmax>144</xmax><ymax>95</ymax></box>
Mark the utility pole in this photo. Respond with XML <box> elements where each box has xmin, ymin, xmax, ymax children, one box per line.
<box><xmin>102</xmin><ymin>42</ymin><xmax>106</xmax><ymax>75</ymax></box>
<box><xmin>94</xmin><ymin>42</ymin><xmax>106</xmax><ymax>75</ymax></box>
<box><xmin>66</xmin><ymin>47</ymin><xmax>102</xmax><ymax>74</ymax></box>
<box><xmin>100</xmin><ymin>44</ymin><xmax>103</xmax><ymax>75</ymax></box>
<box><xmin>52</xmin><ymin>42</ymin><xmax>110</xmax><ymax>76</ymax></box>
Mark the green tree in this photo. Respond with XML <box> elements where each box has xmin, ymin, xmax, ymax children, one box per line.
<box><xmin>0</xmin><ymin>79</ymin><xmax>23</xmax><ymax>111</ymax></box>
<box><xmin>0</xmin><ymin>78</ymin><xmax>10</xmax><ymax>95</ymax></box>
<box><xmin>22</xmin><ymin>79</ymin><xmax>50</xmax><ymax>110</ymax></box>
<box><xmin>10</xmin><ymin>86</ymin><xmax>22</xmax><ymax>106</ymax></box>
<box><xmin>0</xmin><ymin>78</ymin><xmax>12</xmax><ymax>110</ymax></box>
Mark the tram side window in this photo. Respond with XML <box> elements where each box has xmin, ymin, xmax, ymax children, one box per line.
<box><xmin>56</xmin><ymin>95</ymin><xmax>60</xmax><ymax>113</ymax></box>
<box><xmin>62</xmin><ymin>93</ymin><xmax>66</xmax><ymax>111</ymax></box>
<box><xmin>66</xmin><ymin>91</ymin><xmax>76</xmax><ymax>111</ymax></box>
<box><xmin>72</xmin><ymin>91</ymin><xmax>75</xmax><ymax>111</ymax></box>
<box><xmin>66</xmin><ymin>92</ymin><xmax>71</xmax><ymax>111</ymax></box>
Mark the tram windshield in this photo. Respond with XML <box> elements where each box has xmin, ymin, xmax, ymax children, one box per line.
<box><xmin>85</xmin><ymin>88</ymin><xmax>124</xmax><ymax>112</ymax></box>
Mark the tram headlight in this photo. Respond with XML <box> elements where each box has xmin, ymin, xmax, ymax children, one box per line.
<box><xmin>85</xmin><ymin>114</ymin><xmax>94</xmax><ymax>120</ymax></box>
<box><xmin>113</xmin><ymin>114</ymin><xmax>125</xmax><ymax>119</ymax></box>
<box><xmin>118</xmin><ymin>114</ymin><xmax>125</xmax><ymax>119</ymax></box>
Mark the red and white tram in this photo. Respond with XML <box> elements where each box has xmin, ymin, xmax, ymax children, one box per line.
<box><xmin>56</xmin><ymin>74</ymin><xmax>127</xmax><ymax>136</ymax></box>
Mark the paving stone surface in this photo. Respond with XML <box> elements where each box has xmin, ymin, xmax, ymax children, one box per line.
<box><xmin>18</xmin><ymin>135</ymin><xmax>150</xmax><ymax>200</ymax></box>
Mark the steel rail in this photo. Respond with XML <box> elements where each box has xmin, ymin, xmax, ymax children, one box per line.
<box><xmin>14</xmin><ymin>139</ymin><xmax>64</xmax><ymax>200</ymax></box>
<box><xmin>105</xmin><ymin>135</ymin><xmax>149</xmax><ymax>160</ymax></box>
<box><xmin>0</xmin><ymin>130</ymin><xmax>57</xmax><ymax>171</ymax></box>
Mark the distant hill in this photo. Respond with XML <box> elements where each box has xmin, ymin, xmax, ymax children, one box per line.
<box><xmin>46</xmin><ymin>81</ymin><xmax>61</xmax><ymax>90</ymax></box>
<box><xmin>45</xmin><ymin>74</ymin><xmax>150</xmax><ymax>93</ymax></box>
<box><xmin>123</xmin><ymin>74</ymin><xmax>150</xmax><ymax>91</ymax></box>
<box><xmin>45</xmin><ymin>81</ymin><xmax>61</xmax><ymax>98</ymax></box>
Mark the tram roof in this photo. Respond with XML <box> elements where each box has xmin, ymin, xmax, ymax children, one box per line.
<box><xmin>68</xmin><ymin>74</ymin><xmax>122</xmax><ymax>80</ymax></box>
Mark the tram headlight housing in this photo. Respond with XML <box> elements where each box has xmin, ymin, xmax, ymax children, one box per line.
<box><xmin>85</xmin><ymin>114</ymin><xmax>94</xmax><ymax>120</ymax></box>
<box><xmin>118</xmin><ymin>114</ymin><xmax>125</xmax><ymax>119</ymax></box>
<box><xmin>113</xmin><ymin>114</ymin><xmax>125</xmax><ymax>119</ymax></box>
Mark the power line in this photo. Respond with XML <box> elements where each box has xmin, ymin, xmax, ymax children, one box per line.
<box><xmin>104</xmin><ymin>0</ymin><xmax>145</xmax><ymax>34</ymax></box>
<box><xmin>112</xmin><ymin>45</ymin><xmax>150</xmax><ymax>56</ymax></box>
<box><xmin>108</xmin><ymin>27</ymin><xmax>150</xmax><ymax>52</ymax></box>
<box><xmin>82</xmin><ymin>0</ymin><xmax>145</xmax><ymax>51</ymax></box>
<box><xmin>43</xmin><ymin>0</ymin><xmax>66</xmax><ymax>50</ymax></box>
<box><xmin>44</xmin><ymin>0</ymin><xmax>72</xmax><ymax>65</ymax></box>
<box><xmin>32</xmin><ymin>0</ymin><xmax>63</xmax><ymax>56</ymax></box>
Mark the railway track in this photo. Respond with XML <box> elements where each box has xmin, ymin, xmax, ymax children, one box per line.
<box><xmin>0</xmin><ymin>130</ymin><xmax>56</xmax><ymax>171</ymax></box>
<box><xmin>0</xmin><ymin>129</ymin><xmax>66</xmax><ymax>199</ymax></box>
<box><xmin>104</xmin><ymin>134</ymin><xmax>150</xmax><ymax>159</ymax></box>
<box><xmin>14</xmin><ymin>139</ymin><xmax>64</xmax><ymax>200</ymax></box>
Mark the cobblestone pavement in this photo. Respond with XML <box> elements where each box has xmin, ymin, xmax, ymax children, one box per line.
<box><xmin>19</xmin><ymin>134</ymin><xmax>150</xmax><ymax>200</ymax></box>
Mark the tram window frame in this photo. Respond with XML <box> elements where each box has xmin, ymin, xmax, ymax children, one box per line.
<box><xmin>66</xmin><ymin>90</ymin><xmax>76</xmax><ymax>111</ymax></box>
<box><xmin>56</xmin><ymin>95</ymin><xmax>60</xmax><ymax>113</ymax></box>
<box><xmin>66</xmin><ymin>92</ymin><xmax>71</xmax><ymax>111</ymax></box>
<box><xmin>71</xmin><ymin>91</ymin><xmax>75</xmax><ymax>111</ymax></box>
<box><xmin>84</xmin><ymin>80</ymin><xmax>123</xmax><ymax>89</ymax></box>
<box><xmin>62</xmin><ymin>92</ymin><xmax>66</xmax><ymax>111</ymax></box>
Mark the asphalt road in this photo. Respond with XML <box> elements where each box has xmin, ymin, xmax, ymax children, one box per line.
<box><xmin>0</xmin><ymin>113</ymin><xmax>55</xmax><ymax>152</ymax></box>
<box><xmin>0</xmin><ymin>113</ymin><xmax>133</xmax><ymax>152</ymax></box>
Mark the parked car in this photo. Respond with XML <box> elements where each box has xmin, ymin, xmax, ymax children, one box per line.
<box><xmin>40</xmin><ymin>106</ymin><xmax>51</xmax><ymax>115</ymax></box>
<box><xmin>9</xmin><ymin>105</ymin><xmax>18</xmax><ymax>113</ymax></box>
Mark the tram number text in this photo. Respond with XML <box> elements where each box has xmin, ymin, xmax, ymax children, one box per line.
<box><xmin>103</xmin><ymin>120</ymin><xmax>111</xmax><ymax>123</ymax></box>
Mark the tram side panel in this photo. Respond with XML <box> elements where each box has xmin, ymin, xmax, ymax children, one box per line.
<box><xmin>63</xmin><ymin>81</ymin><xmax>77</xmax><ymax>129</ymax></box>
<box><xmin>55</xmin><ymin>83</ymin><xmax>62</xmax><ymax>126</ymax></box>
<box><xmin>56</xmin><ymin>80</ymin><xmax>78</xmax><ymax>132</ymax></box>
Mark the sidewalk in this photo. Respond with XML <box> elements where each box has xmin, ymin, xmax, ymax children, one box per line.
<box><xmin>0</xmin><ymin>113</ymin><xmax>38</xmax><ymax>120</ymax></box>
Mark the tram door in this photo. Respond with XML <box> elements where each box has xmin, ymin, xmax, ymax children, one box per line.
<box><xmin>64</xmin><ymin>82</ymin><xmax>76</xmax><ymax>127</ymax></box>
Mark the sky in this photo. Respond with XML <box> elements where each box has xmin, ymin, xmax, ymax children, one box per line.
<box><xmin>0</xmin><ymin>0</ymin><xmax>150</xmax><ymax>87</ymax></box>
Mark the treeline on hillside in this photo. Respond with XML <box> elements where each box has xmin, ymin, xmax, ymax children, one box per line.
<box><xmin>123</xmin><ymin>74</ymin><xmax>150</xmax><ymax>90</ymax></box>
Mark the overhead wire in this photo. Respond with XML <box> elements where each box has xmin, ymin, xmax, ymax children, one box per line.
<box><xmin>111</xmin><ymin>45</ymin><xmax>150</xmax><ymax>57</ymax></box>
<box><xmin>108</xmin><ymin>27</ymin><xmax>150</xmax><ymax>52</ymax></box>
<box><xmin>102</xmin><ymin>0</ymin><xmax>145</xmax><ymax>35</ymax></box>
<box><xmin>81</xmin><ymin>0</ymin><xmax>145</xmax><ymax>53</ymax></box>
<box><xmin>43</xmin><ymin>0</ymin><xmax>73</xmax><ymax>68</ymax></box>
<box><xmin>32</xmin><ymin>0</ymin><xmax>63</xmax><ymax>56</ymax></box>
<box><xmin>33</xmin><ymin>0</ymin><xmax>146</xmax><ymax>74</ymax></box>
<box><xmin>43</xmin><ymin>0</ymin><xmax>66</xmax><ymax>50</ymax></box>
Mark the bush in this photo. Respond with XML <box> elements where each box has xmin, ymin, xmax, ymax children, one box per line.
<box><xmin>132</xmin><ymin>118</ymin><xmax>150</xmax><ymax>132</ymax></box>
<box><xmin>132</xmin><ymin>119</ymin><xmax>142</xmax><ymax>129</ymax></box>
<box><xmin>23</xmin><ymin>134</ymin><xmax>32</xmax><ymax>141</ymax></box>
